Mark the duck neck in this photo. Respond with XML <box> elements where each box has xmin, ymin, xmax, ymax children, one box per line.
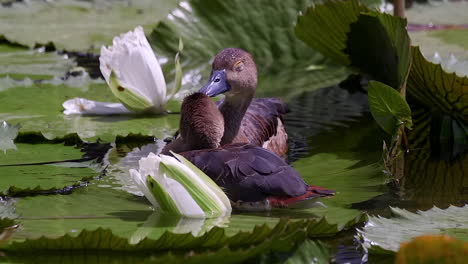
<box><xmin>219</xmin><ymin>94</ymin><xmax>253</xmax><ymax>144</ymax></box>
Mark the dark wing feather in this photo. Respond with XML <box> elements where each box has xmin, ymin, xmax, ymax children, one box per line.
<box><xmin>180</xmin><ymin>143</ymin><xmax>307</xmax><ymax>202</ymax></box>
<box><xmin>240</xmin><ymin>98</ymin><xmax>289</xmax><ymax>146</ymax></box>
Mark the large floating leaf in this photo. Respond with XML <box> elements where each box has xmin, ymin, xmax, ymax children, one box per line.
<box><xmin>360</xmin><ymin>205</ymin><xmax>468</xmax><ymax>253</ymax></box>
<box><xmin>0</xmin><ymin>83</ymin><xmax>180</xmax><ymax>141</ymax></box>
<box><xmin>0</xmin><ymin>49</ymin><xmax>74</xmax><ymax>81</ymax></box>
<box><xmin>368</xmin><ymin>81</ymin><xmax>412</xmax><ymax>134</ymax></box>
<box><xmin>3</xmin><ymin>216</ymin><xmax>360</xmax><ymax>251</ymax></box>
<box><xmin>295</xmin><ymin>0</ymin><xmax>411</xmax><ymax>89</ymax></box>
<box><xmin>151</xmin><ymin>0</ymin><xmax>349</xmax><ymax>100</ymax></box>
<box><xmin>284</xmin><ymin>240</ymin><xmax>330</xmax><ymax>264</ymax></box>
<box><xmin>0</xmin><ymin>143</ymin><xmax>99</xmax><ymax>196</ymax></box>
<box><xmin>0</xmin><ymin>0</ymin><xmax>179</xmax><ymax>51</ymax></box>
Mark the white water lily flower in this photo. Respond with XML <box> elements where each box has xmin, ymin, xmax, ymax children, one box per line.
<box><xmin>62</xmin><ymin>98</ymin><xmax>131</xmax><ymax>115</ymax></box>
<box><xmin>63</xmin><ymin>26</ymin><xmax>182</xmax><ymax>115</ymax></box>
<box><xmin>100</xmin><ymin>26</ymin><xmax>168</xmax><ymax>113</ymax></box>
<box><xmin>130</xmin><ymin>152</ymin><xmax>231</xmax><ymax>218</ymax></box>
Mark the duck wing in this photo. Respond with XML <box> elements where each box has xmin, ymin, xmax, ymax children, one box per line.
<box><xmin>217</xmin><ymin>98</ymin><xmax>289</xmax><ymax>156</ymax></box>
<box><xmin>180</xmin><ymin>143</ymin><xmax>307</xmax><ymax>202</ymax></box>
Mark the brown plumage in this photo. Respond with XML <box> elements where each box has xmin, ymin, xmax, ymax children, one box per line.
<box><xmin>200</xmin><ymin>48</ymin><xmax>289</xmax><ymax>157</ymax></box>
<box><xmin>175</xmin><ymin>92</ymin><xmax>335</xmax><ymax>209</ymax></box>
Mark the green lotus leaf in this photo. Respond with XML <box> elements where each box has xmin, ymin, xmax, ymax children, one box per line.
<box><xmin>401</xmin><ymin>47</ymin><xmax>467</xmax><ymax>194</ymax></box>
<box><xmin>285</xmin><ymin>240</ymin><xmax>330</xmax><ymax>264</ymax></box>
<box><xmin>2</xmin><ymin>216</ymin><xmax>360</xmax><ymax>251</ymax></box>
<box><xmin>0</xmin><ymin>0</ymin><xmax>179</xmax><ymax>51</ymax></box>
<box><xmin>0</xmin><ymin>49</ymin><xmax>73</xmax><ymax>80</ymax></box>
<box><xmin>0</xmin><ymin>143</ymin><xmax>99</xmax><ymax>196</ymax></box>
<box><xmin>368</xmin><ymin>80</ymin><xmax>412</xmax><ymax>135</ymax></box>
<box><xmin>295</xmin><ymin>0</ymin><xmax>411</xmax><ymax>90</ymax></box>
<box><xmin>360</xmin><ymin>205</ymin><xmax>468</xmax><ymax>253</ymax></box>
<box><xmin>0</xmin><ymin>82</ymin><xmax>180</xmax><ymax>141</ymax></box>
<box><xmin>151</xmin><ymin>0</ymin><xmax>349</xmax><ymax>101</ymax></box>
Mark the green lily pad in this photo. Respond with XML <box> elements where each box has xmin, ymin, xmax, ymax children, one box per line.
<box><xmin>151</xmin><ymin>0</ymin><xmax>349</xmax><ymax>101</ymax></box>
<box><xmin>0</xmin><ymin>82</ymin><xmax>180</xmax><ymax>141</ymax></box>
<box><xmin>285</xmin><ymin>240</ymin><xmax>330</xmax><ymax>264</ymax></box>
<box><xmin>368</xmin><ymin>81</ymin><xmax>412</xmax><ymax>134</ymax></box>
<box><xmin>360</xmin><ymin>205</ymin><xmax>468</xmax><ymax>253</ymax></box>
<box><xmin>0</xmin><ymin>0</ymin><xmax>179</xmax><ymax>51</ymax></box>
<box><xmin>0</xmin><ymin>143</ymin><xmax>99</xmax><ymax>196</ymax></box>
<box><xmin>0</xmin><ymin>49</ymin><xmax>74</xmax><ymax>81</ymax></box>
<box><xmin>295</xmin><ymin>0</ymin><xmax>411</xmax><ymax>89</ymax></box>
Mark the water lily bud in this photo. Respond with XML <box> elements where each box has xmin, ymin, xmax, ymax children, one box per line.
<box><xmin>100</xmin><ymin>26</ymin><xmax>168</xmax><ymax>113</ymax></box>
<box><xmin>130</xmin><ymin>152</ymin><xmax>231</xmax><ymax>218</ymax></box>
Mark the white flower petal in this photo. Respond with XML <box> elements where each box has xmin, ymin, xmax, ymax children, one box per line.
<box><xmin>100</xmin><ymin>26</ymin><xmax>167</xmax><ymax>112</ymax></box>
<box><xmin>130</xmin><ymin>152</ymin><xmax>231</xmax><ymax>218</ymax></box>
<box><xmin>62</xmin><ymin>98</ymin><xmax>131</xmax><ymax>115</ymax></box>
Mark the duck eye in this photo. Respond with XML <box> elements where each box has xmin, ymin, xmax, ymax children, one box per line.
<box><xmin>214</xmin><ymin>77</ymin><xmax>220</xmax><ymax>83</ymax></box>
<box><xmin>234</xmin><ymin>61</ymin><xmax>244</xmax><ymax>71</ymax></box>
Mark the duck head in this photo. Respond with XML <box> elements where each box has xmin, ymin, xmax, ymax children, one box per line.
<box><xmin>180</xmin><ymin>92</ymin><xmax>225</xmax><ymax>150</ymax></box>
<box><xmin>200</xmin><ymin>48</ymin><xmax>257</xmax><ymax>101</ymax></box>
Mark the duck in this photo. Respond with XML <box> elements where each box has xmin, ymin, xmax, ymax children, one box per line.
<box><xmin>177</xmin><ymin>92</ymin><xmax>334</xmax><ymax>209</ymax></box>
<box><xmin>162</xmin><ymin>48</ymin><xmax>288</xmax><ymax>156</ymax></box>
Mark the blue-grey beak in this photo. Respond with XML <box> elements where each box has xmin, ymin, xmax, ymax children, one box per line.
<box><xmin>199</xmin><ymin>70</ymin><xmax>231</xmax><ymax>97</ymax></box>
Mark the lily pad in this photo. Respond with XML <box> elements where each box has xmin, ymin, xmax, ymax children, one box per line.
<box><xmin>0</xmin><ymin>143</ymin><xmax>99</xmax><ymax>196</ymax></box>
<box><xmin>0</xmin><ymin>0</ymin><xmax>179</xmax><ymax>51</ymax></box>
<box><xmin>151</xmin><ymin>0</ymin><xmax>349</xmax><ymax>100</ymax></box>
<box><xmin>360</xmin><ymin>205</ymin><xmax>468</xmax><ymax>253</ymax></box>
<box><xmin>0</xmin><ymin>82</ymin><xmax>180</xmax><ymax>141</ymax></box>
<box><xmin>285</xmin><ymin>240</ymin><xmax>330</xmax><ymax>264</ymax></box>
<box><xmin>295</xmin><ymin>0</ymin><xmax>411</xmax><ymax>89</ymax></box>
<box><xmin>0</xmin><ymin>49</ymin><xmax>75</xmax><ymax>82</ymax></box>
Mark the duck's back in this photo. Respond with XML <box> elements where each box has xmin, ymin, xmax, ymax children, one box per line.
<box><xmin>180</xmin><ymin>143</ymin><xmax>305</xmax><ymax>202</ymax></box>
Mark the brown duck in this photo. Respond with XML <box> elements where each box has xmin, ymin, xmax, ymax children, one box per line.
<box><xmin>163</xmin><ymin>48</ymin><xmax>288</xmax><ymax>156</ymax></box>
<box><xmin>177</xmin><ymin>92</ymin><xmax>334</xmax><ymax>209</ymax></box>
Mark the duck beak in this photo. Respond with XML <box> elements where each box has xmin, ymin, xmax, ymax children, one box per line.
<box><xmin>199</xmin><ymin>70</ymin><xmax>231</xmax><ymax>97</ymax></box>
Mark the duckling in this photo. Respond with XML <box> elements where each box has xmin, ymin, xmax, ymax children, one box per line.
<box><xmin>177</xmin><ymin>92</ymin><xmax>334</xmax><ymax>210</ymax></box>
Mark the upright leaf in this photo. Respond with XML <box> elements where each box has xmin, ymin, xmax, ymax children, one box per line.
<box><xmin>295</xmin><ymin>0</ymin><xmax>412</xmax><ymax>89</ymax></box>
<box><xmin>368</xmin><ymin>81</ymin><xmax>412</xmax><ymax>134</ymax></box>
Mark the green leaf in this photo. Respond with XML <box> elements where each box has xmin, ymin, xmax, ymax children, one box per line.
<box><xmin>0</xmin><ymin>143</ymin><xmax>99</xmax><ymax>196</ymax></box>
<box><xmin>0</xmin><ymin>83</ymin><xmax>180</xmax><ymax>141</ymax></box>
<box><xmin>295</xmin><ymin>0</ymin><xmax>368</xmax><ymax>65</ymax></box>
<box><xmin>407</xmin><ymin>47</ymin><xmax>467</xmax><ymax>121</ymax></box>
<box><xmin>360</xmin><ymin>205</ymin><xmax>468</xmax><ymax>253</ymax></box>
<box><xmin>3</xmin><ymin>216</ymin><xmax>359</xmax><ymax>251</ymax></box>
<box><xmin>368</xmin><ymin>80</ymin><xmax>412</xmax><ymax>135</ymax></box>
<box><xmin>0</xmin><ymin>0</ymin><xmax>179</xmax><ymax>51</ymax></box>
<box><xmin>295</xmin><ymin>0</ymin><xmax>411</xmax><ymax>89</ymax></box>
<box><xmin>151</xmin><ymin>0</ymin><xmax>349</xmax><ymax>101</ymax></box>
<box><xmin>0</xmin><ymin>49</ymin><xmax>74</xmax><ymax>80</ymax></box>
<box><xmin>404</xmin><ymin>46</ymin><xmax>467</xmax><ymax>160</ymax></box>
<box><xmin>345</xmin><ymin>12</ymin><xmax>411</xmax><ymax>89</ymax></box>
<box><xmin>285</xmin><ymin>240</ymin><xmax>330</xmax><ymax>264</ymax></box>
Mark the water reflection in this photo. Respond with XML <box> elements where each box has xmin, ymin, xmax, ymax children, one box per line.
<box><xmin>130</xmin><ymin>212</ymin><xmax>230</xmax><ymax>244</ymax></box>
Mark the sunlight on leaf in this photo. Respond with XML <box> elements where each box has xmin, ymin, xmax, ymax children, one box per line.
<box><xmin>360</xmin><ymin>205</ymin><xmax>468</xmax><ymax>252</ymax></box>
